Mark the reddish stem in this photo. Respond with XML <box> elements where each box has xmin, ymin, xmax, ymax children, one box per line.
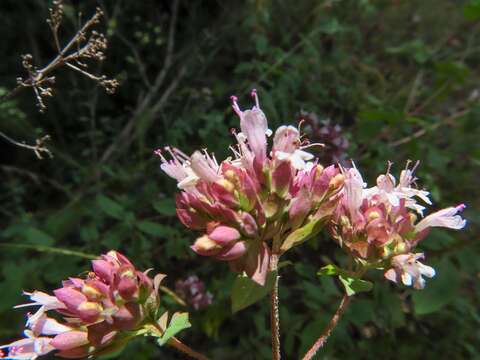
<box><xmin>270</xmin><ymin>253</ymin><xmax>281</xmax><ymax>360</ymax></box>
<box><xmin>168</xmin><ymin>337</ymin><xmax>210</xmax><ymax>360</ymax></box>
<box><xmin>302</xmin><ymin>294</ymin><xmax>351</xmax><ymax>360</ymax></box>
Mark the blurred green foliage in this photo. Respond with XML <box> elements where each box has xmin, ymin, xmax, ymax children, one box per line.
<box><xmin>0</xmin><ymin>0</ymin><xmax>479</xmax><ymax>358</ymax></box>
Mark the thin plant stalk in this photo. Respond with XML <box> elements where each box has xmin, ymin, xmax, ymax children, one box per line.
<box><xmin>302</xmin><ymin>294</ymin><xmax>351</xmax><ymax>360</ymax></box>
<box><xmin>168</xmin><ymin>337</ymin><xmax>210</xmax><ymax>360</ymax></box>
<box><xmin>270</xmin><ymin>253</ymin><xmax>281</xmax><ymax>360</ymax></box>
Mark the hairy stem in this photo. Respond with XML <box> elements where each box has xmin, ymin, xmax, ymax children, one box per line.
<box><xmin>302</xmin><ymin>294</ymin><xmax>351</xmax><ymax>360</ymax></box>
<box><xmin>167</xmin><ymin>337</ymin><xmax>210</xmax><ymax>360</ymax></box>
<box><xmin>270</xmin><ymin>253</ymin><xmax>281</xmax><ymax>360</ymax></box>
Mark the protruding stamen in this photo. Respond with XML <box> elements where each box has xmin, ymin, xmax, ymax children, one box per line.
<box><xmin>456</xmin><ymin>203</ymin><xmax>467</xmax><ymax>212</ymax></box>
<box><xmin>230</xmin><ymin>95</ymin><xmax>241</xmax><ymax>115</ymax></box>
<box><xmin>386</xmin><ymin>160</ymin><xmax>393</xmax><ymax>174</ymax></box>
<box><xmin>251</xmin><ymin>88</ymin><xmax>259</xmax><ymax>108</ymax></box>
<box><xmin>411</xmin><ymin>159</ymin><xmax>420</xmax><ymax>173</ymax></box>
<box><xmin>301</xmin><ymin>142</ymin><xmax>325</xmax><ymax>150</ymax></box>
<box><xmin>297</xmin><ymin>118</ymin><xmax>305</xmax><ymax>133</ymax></box>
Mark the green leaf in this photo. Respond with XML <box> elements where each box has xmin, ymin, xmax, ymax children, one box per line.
<box><xmin>231</xmin><ymin>271</ymin><xmax>276</xmax><ymax>313</ymax></box>
<box><xmin>96</xmin><ymin>195</ymin><xmax>125</xmax><ymax>219</ymax></box>
<box><xmin>464</xmin><ymin>1</ymin><xmax>480</xmax><ymax>20</ymax></box>
<box><xmin>412</xmin><ymin>260</ymin><xmax>460</xmax><ymax>315</ymax></box>
<box><xmin>136</xmin><ymin>221</ymin><xmax>171</xmax><ymax>237</ymax></box>
<box><xmin>280</xmin><ymin>218</ymin><xmax>324</xmax><ymax>253</ymax></box>
<box><xmin>317</xmin><ymin>264</ymin><xmax>342</xmax><ymax>276</ymax></box>
<box><xmin>153</xmin><ymin>199</ymin><xmax>176</xmax><ymax>216</ymax></box>
<box><xmin>157</xmin><ymin>312</ymin><xmax>191</xmax><ymax>346</ymax></box>
<box><xmin>339</xmin><ymin>275</ymin><xmax>373</xmax><ymax>296</ymax></box>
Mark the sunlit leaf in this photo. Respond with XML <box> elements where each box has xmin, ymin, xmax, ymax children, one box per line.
<box><xmin>339</xmin><ymin>275</ymin><xmax>373</xmax><ymax>296</ymax></box>
<box><xmin>157</xmin><ymin>312</ymin><xmax>191</xmax><ymax>346</ymax></box>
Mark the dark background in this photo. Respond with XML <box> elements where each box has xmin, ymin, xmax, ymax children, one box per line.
<box><xmin>0</xmin><ymin>0</ymin><xmax>479</xmax><ymax>359</ymax></box>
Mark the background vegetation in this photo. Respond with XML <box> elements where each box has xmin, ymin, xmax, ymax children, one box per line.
<box><xmin>0</xmin><ymin>0</ymin><xmax>479</xmax><ymax>358</ymax></box>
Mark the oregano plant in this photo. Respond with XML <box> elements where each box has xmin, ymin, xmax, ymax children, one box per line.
<box><xmin>0</xmin><ymin>89</ymin><xmax>466</xmax><ymax>359</ymax></box>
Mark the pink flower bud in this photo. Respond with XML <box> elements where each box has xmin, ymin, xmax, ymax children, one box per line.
<box><xmin>191</xmin><ymin>236</ymin><xmax>222</xmax><ymax>256</ymax></box>
<box><xmin>76</xmin><ymin>301</ymin><xmax>102</xmax><ymax>323</ymax></box>
<box><xmin>211</xmin><ymin>181</ymin><xmax>237</xmax><ymax>207</ymax></box>
<box><xmin>313</xmin><ymin>164</ymin><xmax>338</xmax><ymax>196</ymax></box>
<box><xmin>238</xmin><ymin>212</ymin><xmax>258</xmax><ymax>237</ymax></box>
<box><xmin>215</xmin><ymin>241</ymin><xmax>248</xmax><ymax>261</ymax></box>
<box><xmin>92</xmin><ymin>260</ymin><xmax>113</xmax><ymax>283</ymax></box>
<box><xmin>271</xmin><ymin>160</ymin><xmax>293</xmax><ymax>197</ymax></box>
<box><xmin>50</xmin><ymin>331</ymin><xmax>89</xmax><ymax>351</ymax></box>
<box><xmin>208</xmin><ymin>226</ymin><xmax>241</xmax><ymax>245</ymax></box>
<box><xmin>289</xmin><ymin>188</ymin><xmax>312</xmax><ymax>229</ymax></box>
<box><xmin>114</xmin><ymin>251</ymin><xmax>133</xmax><ymax>265</ymax></box>
<box><xmin>54</xmin><ymin>288</ymin><xmax>87</xmax><ymax>313</ymax></box>
<box><xmin>117</xmin><ymin>272</ymin><xmax>139</xmax><ymax>301</ymax></box>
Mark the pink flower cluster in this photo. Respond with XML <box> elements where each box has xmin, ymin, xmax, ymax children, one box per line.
<box><xmin>158</xmin><ymin>91</ymin><xmax>466</xmax><ymax>290</ymax></box>
<box><xmin>0</xmin><ymin>251</ymin><xmax>164</xmax><ymax>359</ymax></box>
<box><xmin>331</xmin><ymin>163</ymin><xmax>466</xmax><ymax>288</ymax></box>
<box><xmin>157</xmin><ymin>90</ymin><xmax>344</xmax><ymax>285</ymax></box>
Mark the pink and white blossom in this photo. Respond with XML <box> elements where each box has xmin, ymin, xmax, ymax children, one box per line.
<box><xmin>157</xmin><ymin>91</ymin><xmax>343</xmax><ymax>285</ymax></box>
<box><xmin>0</xmin><ymin>331</ymin><xmax>54</xmax><ymax>360</ymax></box>
<box><xmin>384</xmin><ymin>253</ymin><xmax>436</xmax><ymax>289</ymax></box>
<box><xmin>415</xmin><ymin>204</ymin><xmax>467</xmax><ymax>232</ymax></box>
<box><xmin>1</xmin><ymin>251</ymin><xmax>164</xmax><ymax>359</ymax></box>
<box><xmin>331</xmin><ymin>163</ymin><xmax>466</xmax><ymax>289</ymax></box>
<box><xmin>364</xmin><ymin>162</ymin><xmax>432</xmax><ymax>215</ymax></box>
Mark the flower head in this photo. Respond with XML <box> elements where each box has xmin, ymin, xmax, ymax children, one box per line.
<box><xmin>331</xmin><ymin>162</ymin><xmax>466</xmax><ymax>289</ymax></box>
<box><xmin>1</xmin><ymin>251</ymin><xmax>165</xmax><ymax>359</ymax></box>
<box><xmin>157</xmin><ymin>91</ymin><xmax>344</xmax><ymax>285</ymax></box>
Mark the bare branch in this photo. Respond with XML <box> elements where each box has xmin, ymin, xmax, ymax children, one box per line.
<box><xmin>0</xmin><ymin>1</ymin><xmax>119</xmax><ymax>158</ymax></box>
<box><xmin>0</xmin><ymin>132</ymin><xmax>52</xmax><ymax>159</ymax></box>
<box><xmin>1</xmin><ymin>3</ymin><xmax>118</xmax><ymax>111</ymax></box>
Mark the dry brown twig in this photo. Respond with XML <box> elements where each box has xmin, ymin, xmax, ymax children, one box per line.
<box><xmin>0</xmin><ymin>132</ymin><xmax>52</xmax><ymax>159</ymax></box>
<box><xmin>0</xmin><ymin>0</ymin><xmax>118</xmax><ymax>158</ymax></box>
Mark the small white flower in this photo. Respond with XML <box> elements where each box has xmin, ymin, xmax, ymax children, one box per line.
<box><xmin>365</xmin><ymin>162</ymin><xmax>431</xmax><ymax>215</ymax></box>
<box><xmin>0</xmin><ymin>331</ymin><xmax>54</xmax><ymax>359</ymax></box>
<box><xmin>14</xmin><ymin>291</ymin><xmax>65</xmax><ymax>331</ymax></box>
<box><xmin>342</xmin><ymin>165</ymin><xmax>366</xmax><ymax>218</ymax></box>
<box><xmin>384</xmin><ymin>253</ymin><xmax>436</xmax><ymax>289</ymax></box>
<box><xmin>415</xmin><ymin>204</ymin><xmax>467</xmax><ymax>233</ymax></box>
